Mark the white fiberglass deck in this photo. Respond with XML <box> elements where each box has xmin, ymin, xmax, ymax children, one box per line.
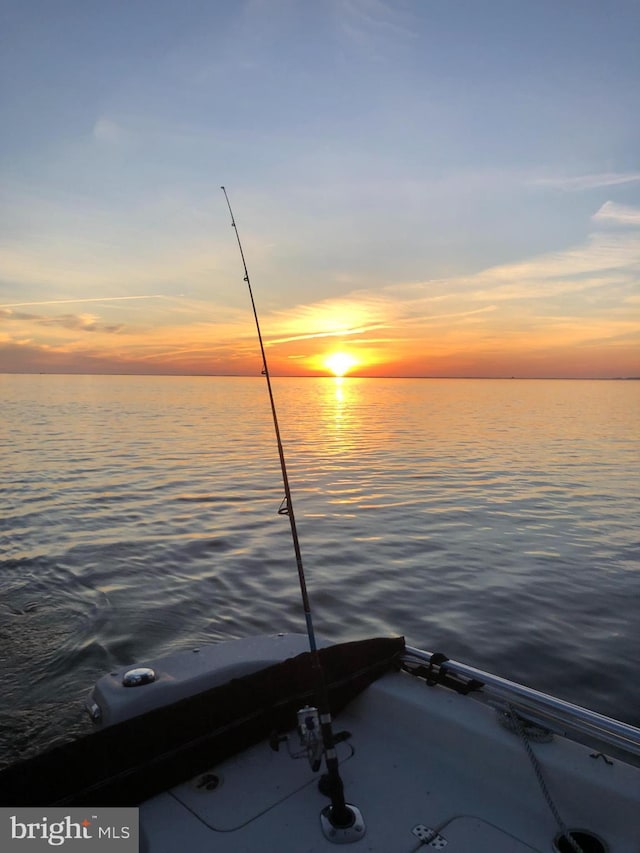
<box><xmin>140</xmin><ymin>667</ymin><xmax>639</xmax><ymax>853</ymax></box>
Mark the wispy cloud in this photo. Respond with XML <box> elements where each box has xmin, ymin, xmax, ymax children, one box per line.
<box><xmin>267</xmin><ymin>323</ymin><xmax>387</xmax><ymax>346</ymax></box>
<box><xmin>333</xmin><ymin>0</ymin><xmax>417</xmax><ymax>54</ymax></box>
<box><xmin>0</xmin><ymin>308</ymin><xmax>125</xmax><ymax>334</ymax></box>
<box><xmin>593</xmin><ymin>201</ymin><xmax>640</xmax><ymax>226</ymax></box>
<box><xmin>0</xmin><ymin>295</ymin><xmax>165</xmax><ymax>309</ymax></box>
<box><xmin>258</xmin><ymin>217</ymin><xmax>640</xmax><ymax>370</ymax></box>
<box><xmin>532</xmin><ymin>172</ymin><xmax>640</xmax><ymax>192</ymax></box>
<box><xmin>467</xmin><ymin>232</ymin><xmax>640</xmax><ymax>292</ymax></box>
<box><xmin>265</xmin><ymin>294</ymin><xmax>393</xmax><ymax>345</ymax></box>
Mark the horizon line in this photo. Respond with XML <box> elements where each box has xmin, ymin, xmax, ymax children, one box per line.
<box><xmin>1</xmin><ymin>371</ymin><xmax>638</xmax><ymax>381</ymax></box>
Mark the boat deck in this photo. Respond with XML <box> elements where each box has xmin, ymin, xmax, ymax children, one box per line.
<box><xmin>140</xmin><ymin>668</ymin><xmax>638</xmax><ymax>852</ymax></box>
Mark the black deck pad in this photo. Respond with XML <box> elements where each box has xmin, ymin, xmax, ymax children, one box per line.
<box><xmin>0</xmin><ymin>636</ymin><xmax>404</xmax><ymax>806</ymax></box>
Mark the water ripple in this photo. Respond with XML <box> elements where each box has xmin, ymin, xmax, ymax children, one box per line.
<box><xmin>1</xmin><ymin>375</ymin><xmax>638</xmax><ymax>763</ymax></box>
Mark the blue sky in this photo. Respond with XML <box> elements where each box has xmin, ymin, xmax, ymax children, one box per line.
<box><xmin>1</xmin><ymin>0</ymin><xmax>639</xmax><ymax>376</ymax></box>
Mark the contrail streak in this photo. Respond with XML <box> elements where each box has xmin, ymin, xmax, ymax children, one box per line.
<box><xmin>0</xmin><ymin>295</ymin><xmax>164</xmax><ymax>309</ymax></box>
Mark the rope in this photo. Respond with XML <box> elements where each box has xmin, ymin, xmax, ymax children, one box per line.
<box><xmin>508</xmin><ymin>705</ymin><xmax>584</xmax><ymax>853</ymax></box>
<box><xmin>498</xmin><ymin>710</ymin><xmax>553</xmax><ymax>742</ymax></box>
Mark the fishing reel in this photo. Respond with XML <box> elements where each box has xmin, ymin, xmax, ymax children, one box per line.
<box><xmin>269</xmin><ymin>705</ymin><xmax>352</xmax><ymax>773</ymax></box>
<box><xmin>297</xmin><ymin>705</ymin><xmax>324</xmax><ymax>772</ymax></box>
<box><xmin>269</xmin><ymin>705</ymin><xmax>323</xmax><ymax>771</ymax></box>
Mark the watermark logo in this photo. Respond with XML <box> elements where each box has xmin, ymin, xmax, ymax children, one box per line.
<box><xmin>1</xmin><ymin>809</ymin><xmax>138</xmax><ymax>851</ymax></box>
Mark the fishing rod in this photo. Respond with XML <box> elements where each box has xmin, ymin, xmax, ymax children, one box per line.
<box><xmin>221</xmin><ymin>187</ymin><xmax>364</xmax><ymax>842</ymax></box>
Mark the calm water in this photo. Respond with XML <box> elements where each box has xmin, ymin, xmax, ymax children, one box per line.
<box><xmin>1</xmin><ymin>375</ymin><xmax>639</xmax><ymax>766</ymax></box>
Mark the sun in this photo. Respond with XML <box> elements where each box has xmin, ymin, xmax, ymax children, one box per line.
<box><xmin>323</xmin><ymin>351</ymin><xmax>358</xmax><ymax>377</ymax></box>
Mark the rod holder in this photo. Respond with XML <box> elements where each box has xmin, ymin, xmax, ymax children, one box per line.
<box><xmin>320</xmin><ymin>804</ymin><xmax>366</xmax><ymax>844</ymax></box>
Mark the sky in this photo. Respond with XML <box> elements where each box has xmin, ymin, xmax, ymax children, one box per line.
<box><xmin>1</xmin><ymin>0</ymin><xmax>639</xmax><ymax>378</ymax></box>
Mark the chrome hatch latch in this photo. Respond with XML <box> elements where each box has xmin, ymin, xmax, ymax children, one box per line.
<box><xmin>412</xmin><ymin>824</ymin><xmax>448</xmax><ymax>848</ymax></box>
<box><xmin>85</xmin><ymin>700</ymin><xmax>102</xmax><ymax>723</ymax></box>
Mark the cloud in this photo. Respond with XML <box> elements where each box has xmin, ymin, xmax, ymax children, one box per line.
<box><xmin>334</xmin><ymin>0</ymin><xmax>417</xmax><ymax>55</ymax></box>
<box><xmin>0</xmin><ymin>308</ymin><xmax>125</xmax><ymax>333</ymax></box>
<box><xmin>0</xmin><ymin>239</ymin><xmax>232</xmax><ymax>301</ymax></box>
<box><xmin>267</xmin><ymin>323</ymin><xmax>387</xmax><ymax>345</ymax></box>
<box><xmin>2</xmin><ymin>187</ymin><xmax>638</xmax><ymax>377</ymax></box>
<box><xmin>532</xmin><ymin>172</ymin><xmax>640</xmax><ymax>192</ymax></box>
<box><xmin>0</xmin><ymin>295</ymin><xmax>164</xmax><ymax>309</ymax></box>
<box><xmin>464</xmin><ymin>232</ymin><xmax>640</xmax><ymax>295</ymax></box>
<box><xmin>92</xmin><ymin>117</ymin><xmax>135</xmax><ymax>146</ymax></box>
<box><xmin>258</xmin><ymin>219</ymin><xmax>640</xmax><ymax>352</ymax></box>
<box><xmin>593</xmin><ymin>201</ymin><xmax>640</xmax><ymax>227</ymax></box>
<box><xmin>39</xmin><ymin>313</ymin><xmax>125</xmax><ymax>333</ymax></box>
<box><xmin>0</xmin><ymin>314</ymin><xmax>260</xmax><ymax>375</ymax></box>
<box><xmin>259</xmin><ymin>218</ymin><xmax>640</xmax><ymax>369</ymax></box>
<box><xmin>265</xmin><ymin>294</ymin><xmax>392</xmax><ymax>345</ymax></box>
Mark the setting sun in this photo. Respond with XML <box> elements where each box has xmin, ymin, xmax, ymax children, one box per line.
<box><xmin>323</xmin><ymin>352</ymin><xmax>358</xmax><ymax>377</ymax></box>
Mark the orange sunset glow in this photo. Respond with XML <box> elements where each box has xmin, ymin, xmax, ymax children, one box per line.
<box><xmin>1</xmin><ymin>265</ymin><xmax>639</xmax><ymax>378</ymax></box>
<box><xmin>1</xmin><ymin>6</ymin><xmax>639</xmax><ymax>379</ymax></box>
<box><xmin>1</xmin><ymin>195</ymin><xmax>639</xmax><ymax>380</ymax></box>
<box><xmin>321</xmin><ymin>352</ymin><xmax>359</xmax><ymax>377</ymax></box>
